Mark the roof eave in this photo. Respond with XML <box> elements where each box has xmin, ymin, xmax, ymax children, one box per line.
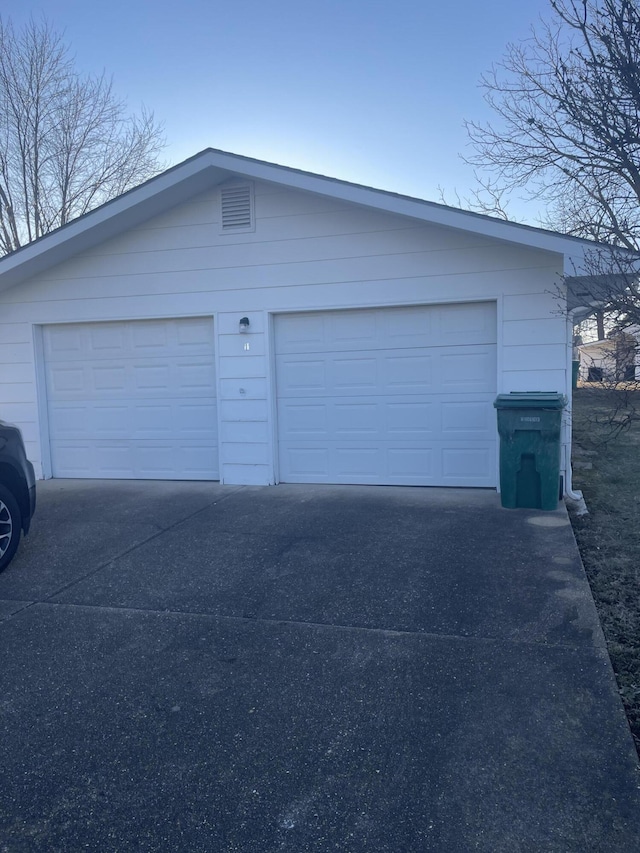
<box><xmin>0</xmin><ymin>157</ymin><xmax>233</xmax><ymax>293</ymax></box>
<box><xmin>0</xmin><ymin>147</ymin><xmax>634</xmax><ymax>293</ymax></box>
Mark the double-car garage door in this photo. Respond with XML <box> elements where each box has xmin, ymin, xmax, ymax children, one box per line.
<box><xmin>42</xmin><ymin>302</ymin><xmax>497</xmax><ymax>486</ymax></box>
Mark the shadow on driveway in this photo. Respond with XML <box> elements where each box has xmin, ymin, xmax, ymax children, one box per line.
<box><xmin>0</xmin><ymin>480</ymin><xmax>638</xmax><ymax>852</ymax></box>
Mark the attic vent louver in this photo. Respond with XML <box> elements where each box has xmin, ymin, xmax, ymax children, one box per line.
<box><xmin>220</xmin><ymin>183</ymin><xmax>253</xmax><ymax>231</ymax></box>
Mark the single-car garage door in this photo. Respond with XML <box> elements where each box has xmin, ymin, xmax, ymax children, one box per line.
<box><xmin>275</xmin><ymin>303</ymin><xmax>497</xmax><ymax>486</ymax></box>
<box><xmin>43</xmin><ymin>317</ymin><xmax>218</xmax><ymax>479</ymax></box>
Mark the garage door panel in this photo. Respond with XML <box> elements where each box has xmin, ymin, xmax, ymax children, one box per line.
<box><xmin>331</xmin><ymin>358</ymin><xmax>378</xmax><ymax>391</ymax></box>
<box><xmin>276</xmin><ymin>304</ymin><xmax>497</xmax><ymax>487</ymax></box>
<box><xmin>277</xmin><ymin>313</ymin><xmax>327</xmax><ymax>349</ymax></box>
<box><xmin>44</xmin><ymin>318</ymin><xmax>218</xmax><ymax>480</ymax></box>
<box><xmin>128</xmin><ymin>404</ymin><xmax>173</xmax><ymax>434</ymax></box>
<box><xmin>332</xmin><ymin>310</ymin><xmax>378</xmax><ymax>343</ymax></box>
<box><xmin>51</xmin><ymin>441</ymin><xmax>129</xmax><ymax>478</ymax></box>
<box><xmin>90</xmin><ymin>323</ymin><xmax>128</xmax><ymax>352</ymax></box>
<box><xmin>278</xmin><ymin>403</ymin><xmax>327</xmax><ymax>438</ymax></box>
<box><xmin>442</xmin><ymin>446</ymin><xmax>495</xmax><ymax>480</ymax></box>
<box><xmin>47</xmin><ymin>404</ymin><xmax>90</xmax><ymax>437</ymax></box>
<box><xmin>45</xmin><ymin>318</ymin><xmax>214</xmax><ymax>360</ymax></box>
<box><xmin>49</xmin><ymin>399</ymin><xmax>218</xmax><ymax>441</ymax></box>
<box><xmin>129</xmin><ymin>321</ymin><xmax>170</xmax><ymax>350</ymax></box>
<box><xmin>176</xmin><ymin>362</ymin><xmax>218</xmax><ymax>388</ymax></box>
<box><xmin>383</xmin><ymin>306</ymin><xmax>434</xmax><ymax>341</ymax></box>
<box><xmin>95</xmin><ymin>443</ymin><xmax>136</xmax><ymax>477</ymax></box>
<box><xmin>178</xmin><ymin>444</ymin><xmax>219</xmax><ymax>478</ymax></box>
<box><xmin>441</xmin><ymin>401</ymin><xmax>494</xmax><ymax>438</ymax></box>
<box><xmin>387</xmin><ymin>402</ymin><xmax>435</xmax><ymax>436</ymax></box>
<box><xmin>287</xmin><ymin>446</ymin><xmax>330</xmax><ymax>478</ymax></box>
<box><xmin>93</xmin><ymin>365</ymin><xmax>129</xmax><ymax>391</ymax></box>
<box><xmin>45</xmin><ymin>325</ymin><xmax>84</xmax><ymax>357</ymax></box>
<box><xmin>334</xmin><ymin>402</ymin><xmax>380</xmax><ymax>436</ymax></box>
<box><xmin>175</xmin><ymin>402</ymin><xmax>219</xmax><ymax>436</ymax></box>
<box><xmin>280</xmin><ymin>395</ymin><xmax>491</xmax><ymax>443</ymax></box>
<box><xmin>279</xmin><ymin>441</ymin><xmax>495</xmax><ymax>486</ymax></box>
<box><xmin>387</xmin><ymin>448</ymin><xmax>434</xmax><ymax>479</ymax></box>
<box><xmin>276</xmin><ymin>358</ymin><xmax>327</xmax><ymax>392</ymax></box>
<box><xmin>281</xmin><ymin>399</ymin><xmax>383</xmax><ymax>440</ymax></box>
<box><xmin>334</xmin><ymin>446</ymin><xmax>382</xmax><ymax>478</ymax></box>
<box><xmin>175</xmin><ymin>317</ymin><xmax>214</xmax><ymax>347</ymax></box>
<box><xmin>135</xmin><ymin>441</ymin><xmax>218</xmax><ymax>479</ymax></box>
<box><xmin>85</xmin><ymin>403</ymin><xmax>133</xmax><ymax>437</ymax></box>
<box><xmin>47</xmin><ymin>367</ymin><xmax>86</xmax><ymax>393</ymax></box>
<box><xmin>383</xmin><ymin>355</ymin><xmax>434</xmax><ymax>391</ymax></box>
<box><xmin>276</xmin><ymin>302</ymin><xmax>496</xmax><ymax>354</ymax></box>
<box><xmin>440</xmin><ymin>349</ymin><xmax>496</xmax><ymax>390</ymax></box>
<box><xmin>133</xmin><ymin>364</ymin><xmax>171</xmax><ymax>390</ymax></box>
<box><xmin>51</xmin><ymin>440</ymin><xmax>218</xmax><ymax>479</ymax></box>
<box><xmin>278</xmin><ymin>346</ymin><xmax>495</xmax><ymax>397</ymax></box>
<box><xmin>47</xmin><ymin>357</ymin><xmax>216</xmax><ymax>400</ymax></box>
<box><xmin>134</xmin><ymin>443</ymin><xmax>215</xmax><ymax>478</ymax></box>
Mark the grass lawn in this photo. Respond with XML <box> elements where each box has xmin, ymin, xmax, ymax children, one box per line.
<box><xmin>570</xmin><ymin>386</ymin><xmax>640</xmax><ymax>754</ymax></box>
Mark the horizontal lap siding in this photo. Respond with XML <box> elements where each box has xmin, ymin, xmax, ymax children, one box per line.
<box><xmin>502</xmin><ymin>292</ymin><xmax>568</xmax><ymax>395</ymax></box>
<box><xmin>215</xmin><ymin>312</ymin><xmax>269</xmax><ymax>484</ymax></box>
<box><xmin>12</xmin><ymin>240</ymin><xmax>556</xmax><ymax>295</ymax></box>
<box><xmin>0</xmin><ymin>323</ymin><xmax>39</xmax><ymax>462</ymax></box>
<box><xmin>0</xmin><ymin>181</ymin><xmax>567</xmax><ymax>482</ymax></box>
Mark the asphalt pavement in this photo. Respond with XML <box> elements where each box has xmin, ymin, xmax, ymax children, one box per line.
<box><xmin>0</xmin><ymin>480</ymin><xmax>638</xmax><ymax>852</ymax></box>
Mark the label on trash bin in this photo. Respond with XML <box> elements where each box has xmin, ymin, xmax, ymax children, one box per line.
<box><xmin>520</xmin><ymin>416</ymin><xmax>541</xmax><ymax>422</ymax></box>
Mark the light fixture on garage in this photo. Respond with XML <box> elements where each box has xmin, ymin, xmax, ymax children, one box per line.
<box><xmin>239</xmin><ymin>316</ymin><xmax>250</xmax><ymax>333</ymax></box>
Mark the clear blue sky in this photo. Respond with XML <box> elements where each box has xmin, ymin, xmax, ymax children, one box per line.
<box><xmin>3</xmin><ymin>0</ymin><xmax>553</xmax><ymax>221</ymax></box>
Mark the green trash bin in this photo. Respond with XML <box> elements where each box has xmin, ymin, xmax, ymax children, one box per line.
<box><xmin>494</xmin><ymin>392</ymin><xmax>567</xmax><ymax>510</ymax></box>
<box><xmin>572</xmin><ymin>359</ymin><xmax>580</xmax><ymax>389</ymax></box>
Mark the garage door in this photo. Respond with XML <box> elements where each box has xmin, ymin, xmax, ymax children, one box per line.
<box><xmin>275</xmin><ymin>303</ymin><xmax>497</xmax><ymax>486</ymax></box>
<box><xmin>43</xmin><ymin>318</ymin><xmax>218</xmax><ymax>479</ymax></box>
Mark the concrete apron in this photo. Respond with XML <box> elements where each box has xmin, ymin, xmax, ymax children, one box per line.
<box><xmin>0</xmin><ymin>480</ymin><xmax>638</xmax><ymax>852</ymax></box>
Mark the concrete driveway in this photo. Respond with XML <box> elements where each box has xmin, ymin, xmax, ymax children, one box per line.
<box><xmin>0</xmin><ymin>480</ymin><xmax>638</xmax><ymax>852</ymax></box>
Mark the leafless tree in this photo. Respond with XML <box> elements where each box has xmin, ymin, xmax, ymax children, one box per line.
<box><xmin>464</xmin><ymin>1</ymin><xmax>640</xmax><ymax>434</ymax></box>
<box><xmin>568</xmin><ymin>242</ymin><xmax>640</xmax><ymax>437</ymax></box>
<box><xmin>466</xmin><ymin>0</ymin><xmax>640</xmax><ymax>251</ymax></box>
<box><xmin>0</xmin><ymin>17</ymin><xmax>165</xmax><ymax>255</ymax></box>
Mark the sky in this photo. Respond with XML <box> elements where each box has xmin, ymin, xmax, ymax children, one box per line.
<box><xmin>2</xmin><ymin>0</ymin><xmax>554</xmax><ymax>222</ymax></box>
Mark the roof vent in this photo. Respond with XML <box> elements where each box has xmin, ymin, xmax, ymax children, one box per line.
<box><xmin>220</xmin><ymin>182</ymin><xmax>254</xmax><ymax>232</ymax></box>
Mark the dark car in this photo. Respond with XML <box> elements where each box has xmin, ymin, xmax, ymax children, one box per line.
<box><xmin>0</xmin><ymin>420</ymin><xmax>36</xmax><ymax>572</ymax></box>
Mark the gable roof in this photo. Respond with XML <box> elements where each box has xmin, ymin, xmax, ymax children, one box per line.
<box><xmin>0</xmin><ymin>147</ymin><xmax>633</xmax><ymax>296</ymax></box>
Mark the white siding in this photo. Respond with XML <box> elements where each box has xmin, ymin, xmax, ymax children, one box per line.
<box><xmin>0</xmin><ymin>322</ymin><xmax>39</xmax><ymax>462</ymax></box>
<box><xmin>0</xmin><ymin>180</ymin><xmax>568</xmax><ymax>483</ymax></box>
<box><xmin>216</xmin><ymin>311</ymin><xmax>270</xmax><ymax>485</ymax></box>
<box><xmin>502</xmin><ymin>292</ymin><xmax>567</xmax><ymax>394</ymax></box>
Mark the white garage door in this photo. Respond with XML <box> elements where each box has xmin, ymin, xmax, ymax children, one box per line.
<box><xmin>275</xmin><ymin>303</ymin><xmax>497</xmax><ymax>487</ymax></box>
<box><xmin>43</xmin><ymin>318</ymin><xmax>218</xmax><ymax>479</ymax></box>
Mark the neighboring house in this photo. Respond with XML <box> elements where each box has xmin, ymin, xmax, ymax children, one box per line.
<box><xmin>0</xmin><ymin>149</ymin><xmax>620</xmax><ymax>492</ymax></box>
<box><xmin>578</xmin><ymin>330</ymin><xmax>638</xmax><ymax>382</ymax></box>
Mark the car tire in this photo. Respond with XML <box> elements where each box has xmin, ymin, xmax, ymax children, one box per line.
<box><xmin>0</xmin><ymin>484</ymin><xmax>22</xmax><ymax>573</ymax></box>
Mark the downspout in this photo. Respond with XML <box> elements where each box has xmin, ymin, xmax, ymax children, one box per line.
<box><xmin>564</xmin><ymin>308</ymin><xmax>587</xmax><ymax>508</ymax></box>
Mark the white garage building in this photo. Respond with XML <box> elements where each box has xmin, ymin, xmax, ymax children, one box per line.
<box><xmin>0</xmin><ymin>149</ymin><xmax>602</xmax><ymax>490</ymax></box>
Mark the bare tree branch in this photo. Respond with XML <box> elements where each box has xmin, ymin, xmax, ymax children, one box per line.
<box><xmin>0</xmin><ymin>16</ymin><xmax>166</xmax><ymax>255</ymax></box>
<box><xmin>465</xmin><ymin>0</ymin><xmax>640</xmax><ymax>251</ymax></box>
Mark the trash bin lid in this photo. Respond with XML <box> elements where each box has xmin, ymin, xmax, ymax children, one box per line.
<box><xmin>493</xmin><ymin>392</ymin><xmax>567</xmax><ymax>410</ymax></box>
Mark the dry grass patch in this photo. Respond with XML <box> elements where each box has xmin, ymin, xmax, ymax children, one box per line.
<box><xmin>571</xmin><ymin>386</ymin><xmax>640</xmax><ymax>753</ymax></box>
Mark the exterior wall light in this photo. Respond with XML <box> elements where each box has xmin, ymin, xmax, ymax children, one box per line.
<box><xmin>239</xmin><ymin>317</ymin><xmax>250</xmax><ymax>333</ymax></box>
